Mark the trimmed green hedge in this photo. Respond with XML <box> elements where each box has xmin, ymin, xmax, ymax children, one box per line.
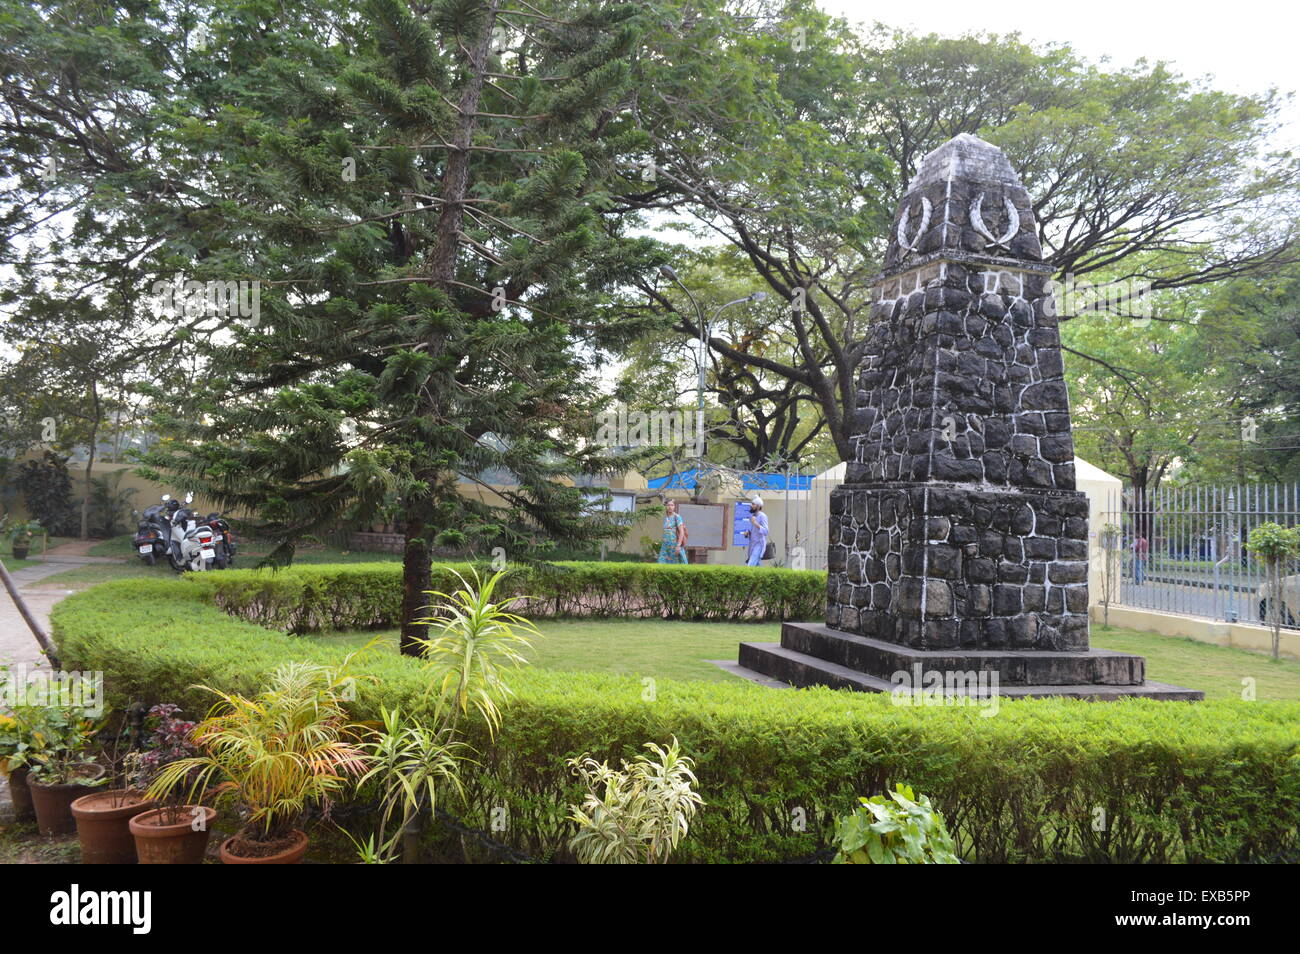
<box><xmin>53</xmin><ymin>567</ymin><xmax>1300</xmax><ymax>864</ymax></box>
<box><xmin>195</xmin><ymin>561</ymin><xmax>826</xmax><ymax>631</ymax></box>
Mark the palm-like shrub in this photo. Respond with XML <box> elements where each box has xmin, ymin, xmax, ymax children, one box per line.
<box><xmin>568</xmin><ymin>737</ymin><xmax>704</xmax><ymax>864</ymax></box>
<box><xmin>414</xmin><ymin>567</ymin><xmax>539</xmax><ymax>734</ymax></box>
<box><xmin>355</xmin><ymin>706</ymin><xmax>468</xmax><ymax>863</ymax></box>
<box><xmin>147</xmin><ymin>660</ymin><xmax>369</xmax><ymax>844</ymax></box>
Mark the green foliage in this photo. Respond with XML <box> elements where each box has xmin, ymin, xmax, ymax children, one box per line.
<box><xmin>13</xmin><ymin>451</ymin><xmax>76</xmax><ymax>535</ymax></box>
<box><xmin>0</xmin><ymin>672</ymin><xmax>101</xmax><ymax>778</ymax></box>
<box><xmin>627</xmin><ymin>3</ymin><xmax>1298</xmax><ymax>462</ymax></box>
<box><xmin>1247</xmin><ymin>523</ymin><xmax>1300</xmax><ymax>659</ymax></box>
<box><xmin>567</xmin><ymin>737</ymin><xmax>703</xmax><ymax>864</ymax></box>
<box><xmin>86</xmin><ymin>471</ymin><xmax>137</xmax><ymax>538</ymax></box>
<box><xmin>4</xmin><ymin>518</ymin><xmax>43</xmax><ymax>543</ymax></box>
<box><xmin>414</xmin><ymin>567</ymin><xmax>540</xmax><ymax>735</ymax></box>
<box><xmin>52</xmin><ymin>570</ymin><xmax>1300</xmax><ymax>863</ymax></box>
<box><xmin>1247</xmin><ymin>523</ymin><xmax>1300</xmax><ymax>564</ymax></box>
<box><xmin>832</xmin><ymin>784</ymin><xmax>959</xmax><ymax>864</ymax></box>
<box><xmin>355</xmin><ymin>706</ymin><xmax>468</xmax><ymax>863</ymax></box>
<box><xmin>190</xmin><ymin>561</ymin><xmax>826</xmax><ymax>632</ymax></box>
<box><xmin>147</xmin><ymin>658</ymin><xmax>370</xmax><ymax>843</ymax></box>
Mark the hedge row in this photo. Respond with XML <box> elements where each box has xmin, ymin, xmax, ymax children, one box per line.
<box><xmin>194</xmin><ymin>561</ymin><xmax>827</xmax><ymax>632</ymax></box>
<box><xmin>52</xmin><ymin>569</ymin><xmax>1300</xmax><ymax>863</ymax></box>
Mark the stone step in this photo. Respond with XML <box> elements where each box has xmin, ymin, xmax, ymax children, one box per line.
<box><xmin>780</xmin><ymin>621</ymin><xmax>1145</xmax><ymax>685</ymax></box>
<box><xmin>737</xmin><ymin>642</ymin><xmax>1204</xmax><ymax>701</ymax></box>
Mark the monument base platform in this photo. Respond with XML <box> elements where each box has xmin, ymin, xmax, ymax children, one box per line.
<box><xmin>734</xmin><ymin>622</ymin><xmax>1203</xmax><ymax>701</ymax></box>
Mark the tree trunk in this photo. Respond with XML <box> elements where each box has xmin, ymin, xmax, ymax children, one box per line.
<box><xmin>399</xmin><ymin>506</ymin><xmax>432</xmax><ymax>657</ymax></box>
<box><xmin>397</xmin><ymin>493</ymin><xmax>434</xmax><ymax>657</ymax></box>
<box><xmin>1271</xmin><ymin>560</ymin><xmax>1282</xmax><ymax>660</ymax></box>
<box><xmin>80</xmin><ymin>377</ymin><xmax>101</xmax><ymax>541</ymax></box>
<box><xmin>398</xmin><ymin>2</ymin><xmax>499</xmax><ymax>656</ymax></box>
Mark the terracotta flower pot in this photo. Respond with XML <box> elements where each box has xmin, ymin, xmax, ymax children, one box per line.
<box><xmin>219</xmin><ymin>828</ymin><xmax>309</xmax><ymax>865</ymax></box>
<box><xmin>5</xmin><ymin>764</ymin><xmax>35</xmax><ymax>821</ymax></box>
<box><xmin>28</xmin><ymin>763</ymin><xmax>108</xmax><ymax>835</ymax></box>
<box><xmin>71</xmin><ymin>789</ymin><xmax>155</xmax><ymax>864</ymax></box>
<box><xmin>129</xmin><ymin>806</ymin><xmax>217</xmax><ymax>864</ymax></box>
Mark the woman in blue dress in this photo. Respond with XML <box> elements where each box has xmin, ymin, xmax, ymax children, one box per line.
<box><xmin>657</xmin><ymin>498</ymin><xmax>688</xmax><ymax>563</ymax></box>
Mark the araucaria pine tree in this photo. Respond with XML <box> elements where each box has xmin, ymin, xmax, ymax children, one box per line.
<box><xmin>145</xmin><ymin>0</ymin><xmax>663</xmax><ymax>653</ymax></box>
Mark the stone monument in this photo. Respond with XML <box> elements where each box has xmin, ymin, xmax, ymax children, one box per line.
<box><xmin>736</xmin><ymin>133</ymin><xmax>1201</xmax><ymax>700</ymax></box>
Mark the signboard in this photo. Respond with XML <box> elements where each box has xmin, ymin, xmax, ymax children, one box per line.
<box><xmin>676</xmin><ymin>502</ymin><xmax>728</xmax><ymax>550</ymax></box>
<box><xmin>732</xmin><ymin>501</ymin><xmax>752</xmax><ymax>547</ymax></box>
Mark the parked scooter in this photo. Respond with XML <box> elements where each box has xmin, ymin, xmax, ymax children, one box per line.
<box><xmin>131</xmin><ymin>499</ymin><xmax>173</xmax><ymax>566</ymax></box>
<box><xmin>164</xmin><ymin>494</ymin><xmax>218</xmax><ymax>572</ymax></box>
<box><xmin>202</xmin><ymin>512</ymin><xmax>237</xmax><ymax>569</ymax></box>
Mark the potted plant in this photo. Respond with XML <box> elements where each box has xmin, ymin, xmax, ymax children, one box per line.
<box><xmin>6</xmin><ymin>519</ymin><xmax>43</xmax><ymax>560</ymax></box>
<box><xmin>149</xmin><ymin>660</ymin><xmax>369</xmax><ymax>864</ymax></box>
<box><xmin>126</xmin><ymin>705</ymin><xmax>215</xmax><ymax>864</ymax></box>
<box><xmin>71</xmin><ymin>703</ymin><xmax>192</xmax><ymax>864</ymax></box>
<box><xmin>0</xmin><ymin>710</ymin><xmax>35</xmax><ymax>821</ymax></box>
<box><xmin>28</xmin><ymin>754</ymin><xmax>108</xmax><ymax>834</ymax></box>
<box><xmin>2</xmin><ymin>699</ymin><xmax>99</xmax><ymax>828</ymax></box>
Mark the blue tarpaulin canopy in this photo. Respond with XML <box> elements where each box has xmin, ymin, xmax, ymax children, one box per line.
<box><xmin>646</xmin><ymin>469</ymin><xmax>813</xmax><ymax>491</ymax></box>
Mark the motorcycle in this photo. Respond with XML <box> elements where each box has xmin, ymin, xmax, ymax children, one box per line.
<box><xmin>202</xmin><ymin>512</ymin><xmax>237</xmax><ymax>569</ymax></box>
<box><xmin>164</xmin><ymin>493</ymin><xmax>218</xmax><ymax>572</ymax></box>
<box><xmin>131</xmin><ymin>499</ymin><xmax>173</xmax><ymax>566</ymax></box>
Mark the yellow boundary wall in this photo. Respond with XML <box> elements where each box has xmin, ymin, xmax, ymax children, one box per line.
<box><xmin>1091</xmin><ymin>603</ymin><xmax>1300</xmax><ymax>662</ymax></box>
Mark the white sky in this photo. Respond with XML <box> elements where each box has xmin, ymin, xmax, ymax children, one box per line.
<box><xmin>821</xmin><ymin>0</ymin><xmax>1300</xmax><ymax>148</ymax></box>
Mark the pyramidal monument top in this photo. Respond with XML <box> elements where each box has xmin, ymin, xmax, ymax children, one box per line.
<box><xmin>884</xmin><ymin>132</ymin><xmax>1045</xmax><ymax>271</ymax></box>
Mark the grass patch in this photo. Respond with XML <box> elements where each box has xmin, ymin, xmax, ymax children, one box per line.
<box><xmin>0</xmin><ymin>558</ymin><xmax>40</xmax><ymax>571</ymax></box>
<box><xmin>1091</xmin><ymin>625</ymin><xmax>1300</xmax><ymax>701</ymax></box>
<box><xmin>0</xmin><ymin>534</ymin><xmax>70</xmax><ymax>559</ymax></box>
<box><xmin>317</xmin><ymin>619</ymin><xmax>1300</xmax><ymax>700</ymax></box>
<box><xmin>38</xmin><ymin>547</ymin><xmax>1300</xmax><ymax>700</ymax></box>
<box><xmin>320</xmin><ymin>618</ymin><xmax>776</xmax><ymax>682</ymax></box>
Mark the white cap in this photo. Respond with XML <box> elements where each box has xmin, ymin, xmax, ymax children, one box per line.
<box><xmin>750</xmin><ymin>496</ymin><xmax>763</xmax><ymax>507</ymax></box>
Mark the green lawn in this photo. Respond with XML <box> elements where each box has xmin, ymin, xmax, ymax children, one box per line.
<box><xmin>27</xmin><ymin>538</ymin><xmax>1300</xmax><ymax>701</ymax></box>
<box><xmin>319</xmin><ymin>618</ymin><xmax>766</xmax><ymax>683</ymax></box>
<box><xmin>1090</xmin><ymin>625</ymin><xmax>1300</xmax><ymax>701</ymax></box>
<box><xmin>314</xmin><ymin>619</ymin><xmax>1300</xmax><ymax>700</ymax></box>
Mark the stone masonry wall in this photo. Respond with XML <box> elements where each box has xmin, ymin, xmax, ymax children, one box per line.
<box><xmin>826</xmin><ymin>484</ymin><xmax>1090</xmax><ymax>650</ymax></box>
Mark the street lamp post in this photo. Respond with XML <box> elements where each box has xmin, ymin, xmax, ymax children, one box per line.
<box><xmin>658</xmin><ymin>265</ymin><xmax>765</xmax><ymax>461</ymax></box>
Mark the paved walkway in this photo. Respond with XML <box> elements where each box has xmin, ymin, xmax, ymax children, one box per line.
<box><xmin>2</xmin><ymin>540</ymin><xmax>121</xmax><ymax>670</ymax></box>
<box><xmin>1</xmin><ymin>562</ymin><xmax>80</xmax><ymax>670</ymax></box>
<box><xmin>28</xmin><ymin>537</ymin><xmax>121</xmax><ymax>565</ymax></box>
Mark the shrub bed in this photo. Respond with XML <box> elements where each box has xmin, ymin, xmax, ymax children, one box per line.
<box><xmin>53</xmin><ymin>568</ymin><xmax>1300</xmax><ymax>863</ymax></box>
<box><xmin>195</xmin><ymin>561</ymin><xmax>826</xmax><ymax>631</ymax></box>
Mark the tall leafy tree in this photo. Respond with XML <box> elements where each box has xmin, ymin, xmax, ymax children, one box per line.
<box><xmin>615</xmin><ymin>247</ymin><xmax>834</xmax><ymax>470</ymax></box>
<box><xmin>139</xmin><ymin>0</ymin><xmax>662</xmax><ymax>654</ymax></box>
<box><xmin>0</xmin><ymin>285</ymin><xmax>149</xmax><ymax>538</ymax></box>
<box><xmin>621</xmin><ymin>1</ymin><xmax>1299</xmax><ymax>461</ymax></box>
